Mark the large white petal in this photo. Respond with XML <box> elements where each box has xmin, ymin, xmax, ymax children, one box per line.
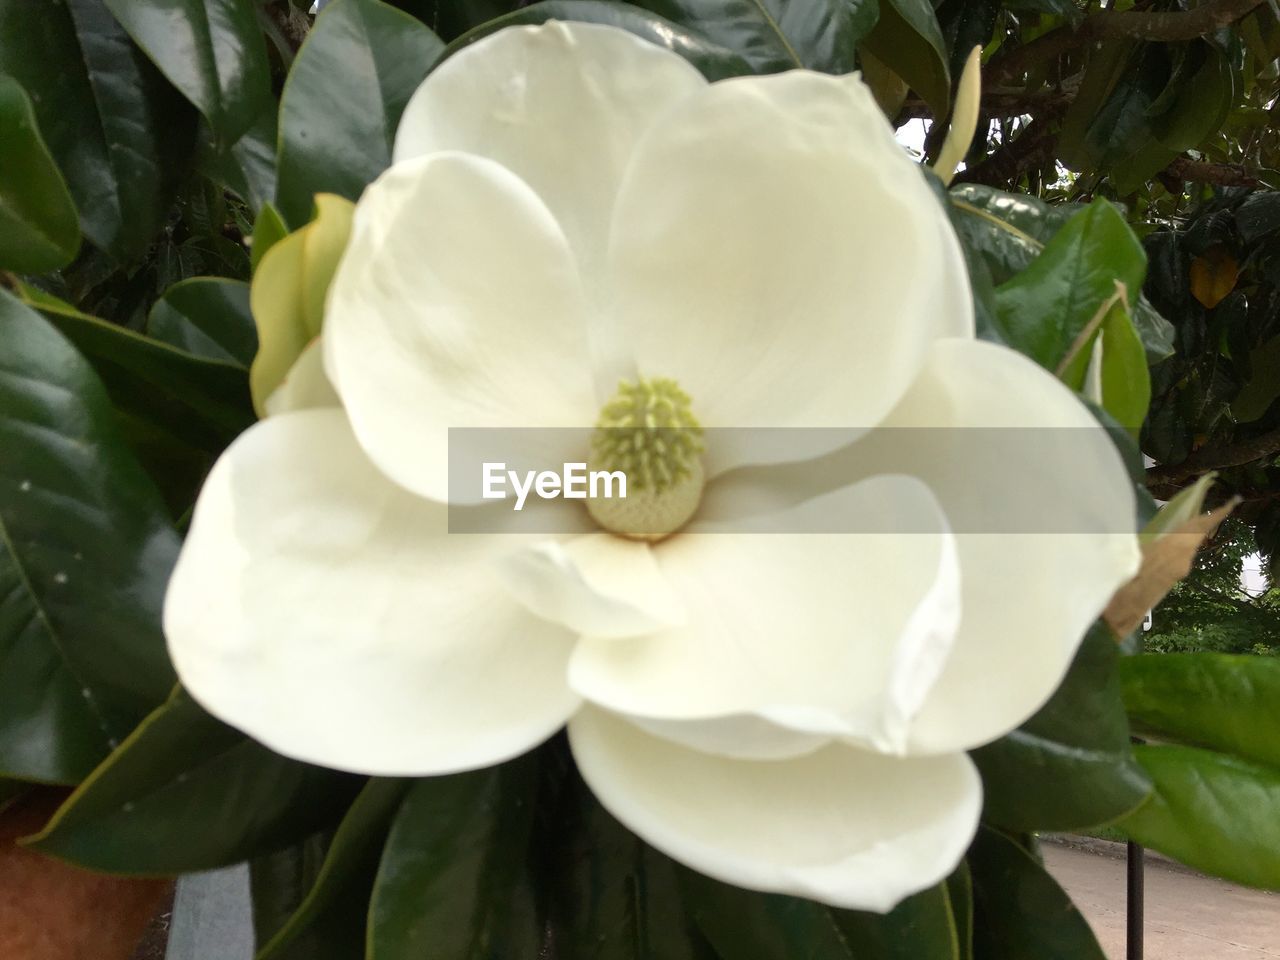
<box><xmin>394</xmin><ymin>21</ymin><xmax>705</xmax><ymax>297</ymax></box>
<box><xmin>164</xmin><ymin>409</ymin><xmax>580</xmax><ymax>776</ymax></box>
<box><xmin>324</xmin><ymin>152</ymin><xmax>596</xmax><ymax>504</ymax></box>
<box><xmin>569</xmin><ymin>708</ymin><xmax>981</xmax><ymax>912</ymax></box>
<box><xmin>607</xmin><ymin>70</ymin><xmax>972</xmax><ymax>472</ymax></box>
<box><xmin>702</xmin><ymin>339</ymin><xmax>1141</xmax><ymax>753</ymax></box>
<box><xmin>570</xmin><ymin>476</ymin><xmax>960</xmax><ymax>756</ymax></box>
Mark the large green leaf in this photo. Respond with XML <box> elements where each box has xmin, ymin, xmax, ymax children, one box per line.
<box><xmin>971</xmin><ymin>625</ymin><xmax>1151</xmax><ymax>832</ymax></box>
<box><xmin>258</xmin><ymin>778</ymin><xmax>408</xmax><ymax>960</ymax></box>
<box><xmin>0</xmin><ymin>76</ymin><xmax>80</xmax><ymax>273</ymax></box>
<box><xmin>147</xmin><ymin>277</ymin><xmax>257</xmax><ymax>367</ymax></box>
<box><xmin>968</xmin><ymin>829</ymin><xmax>1106</xmax><ymax>960</ymax></box>
<box><xmin>367</xmin><ymin>755</ymin><xmax>545</xmax><ymax>960</ymax></box>
<box><xmin>0</xmin><ymin>0</ymin><xmax>194</xmax><ymax>261</ymax></box>
<box><xmin>29</xmin><ymin>689</ymin><xmax>362</xmax><ymax>873</ymax></box>
<box><xmin>995</xmin><ymin>200</ymin><xmax>1148</xmax><ymax>375</ymax></box>
<box><xmin>0</xmin><ymin>291</ymin><xmax>178</xmax><ymax>784</ymax></box>
<box><xmin>449</xmin><ymin>0</ymin><xmax>753</xmax><ymax>81</ymax></box>
<box><xmin>103</xmin><ymin>0</ymin><xmax>271</xmax><ymax>145</ymax></box>
<box><xmin>275</xmin><ymin>0</ymin><xmax>444</xmax><ymax>227</ymax></box>
<box><xmin>1119</xmin><ymin>745</ymin><xmax>1280</xmax><ymax>889</ymax></box>
<box><xmin>636</xmin><ymin>0</ymin><xmax>879</xmax><ymax>74</ymax></box>
<box><xmin>1122</xmin><ymin>654</ymin><xmax>1280</xmax><ymax>769</ymax></box>
<box><xmin>861</xmin><ymin>0</ymin><xmax>949</xmax><ymax>113</ymax></box>
<box><xmin>251</xmin><ymin>832</ymin><xmax>336</xmax><ymax>957</ymax></box>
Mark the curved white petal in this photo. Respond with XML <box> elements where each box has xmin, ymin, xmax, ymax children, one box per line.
<box><xmin>569</xmin><ymin>708</ymin><xmax>981</xmax><ymax>912</ymax></box>
<box><xmin>164</xmin><ymin>409</ymin><xmax>580</xmax><ymax>776</ymax></box>
<box><xmin>394</xmin><ymin>21</ymin><xmax>705</xmax><ymax>297</ymax></box>
<box><xmin>263</xmin><ymin>338</ymin><xmax>340</xmax><ymax>416</ymax></box>
<box><xmin>570</xmin><ymin>476</ymin><xmax>960</xmax><ymax>755</ymax></box>
<box><xmin>607</xmin><ymin>70</ymin><xmax>972</xmax><ymax>472</ymax></box>
<box><xmin>499</xmin><ymin>533</ymin><xmax>685</xmax><ymax>638</ymax></box>
<box><xmin>324</xmin><ymin>152</ymin><xmax>596</xmax><ymax>504</ymax></box>
<box><xmin>698</xmin><ymin>339</ymin><xmax>1141</xmax><ymax>753</ymax></box>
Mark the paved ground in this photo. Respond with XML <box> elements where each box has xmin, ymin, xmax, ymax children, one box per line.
<box><xmin>1043</xmin><ymin>843</ymin><xmax>1280</xmax><ymax>959</ymax></box>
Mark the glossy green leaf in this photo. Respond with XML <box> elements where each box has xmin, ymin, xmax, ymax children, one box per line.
<box><xmin>258</xmin><ymin>778</ymin><xmax>408</xmax><ymax>960</ymax></box>
<box><xmin>103</xmin><ymin>0</ymin><xmax>271</xmax><ymax>145</ymax></box>
<box><xmin>251</xmin><ymin>832</ymin><xmax>336</xmax><ymax>956</ymax></box>
<box><xmin>29</xmin><ymin>689</ymin><xmax>362</xmax><ymax>873</ymax></box>
<box><xmin>548</xmin><ymin>775</ymin><xmax>716</xmax><ymax>959</ymax></box>
<box><xmin>684</xmin><ymin>875</ymin><xmax>858</xmax><ymax>960</ymax></box>
<box><xmin>275</xmin><ymin>0</ymin><xmax>444</xmax><ymax>227</ymax></box>
<box><xmin>971</xmin><ymin>625</ymin><xmax>1151</xmax><ymax>832</ymax></box>
<box><xmin>447</xmin><ymin>0</ymin><xmax>753</xmax><ymax>81</ymax></box>
<box><xmin>969</xmin><ymin>828</ymin><xmax>1106</xmax><ymax>960</ymax></box>
<box><xmin>635</xmin><ymin>0</ymin><xmax>879</xmax><ymax>74</ymax></box>
<box><xmin>251</xmin><ymin>203</ymin><xmax>289</xmax><ymax>274</ymax></box>
<box><xmin>1121</xmin><ymin>654</ymin><xmax>1280</xmax><ymax>769</ymax></box>
<box><xmin>831</xmin><ymin>880</ymin><xmax>961</xmax><ymax>960</ymax></box>
<box><xmin>0</xmin><ymin>291</ymin><xmax>177</xmax><ymax>784</ymax></box>
<box><xmin>0</xmin><ymin>0</ymin><xmax>194</xmax><ymax>261</ymax></box>
<box><xmin>945</xmin><ymin>862</ymin><xmax>973</xmax><ymax>960</ymax></box>
<box><xmin>1097</xmin><ymin>299</ymin><xmax>1151</xmax><ymax>433</ymax></box>
<box><xmin>1232</xmin><ymin>333</ymin><xmax>1280</xmax><ymax>422</ymax></box>
<box><xmin>862</xmin><ymin>0</ymin><xmax>949</xmax><ymax>114</ymax></box>
<box><xmin>368</xmin><ymin>755</ymin><xmax>544</xmax><ymax>960</ymax></box>
<box><xmin>1119</xmin><ymin>745</ymin><xmax>1280</xmax><ymax>889</ymax></box>
<box><xmin>0</xmin><ymin>75</ymin><xmax>80</xmax><ymax>273</ymax></box>
<box><xmin>147</xmin><ymin>278</ymin><xmax>257</xmax><ymax>367</ymax></box>
<box><xmin>995</xmin><ymin>200</ymin><xmax>1147</xmax><ymax>375</ymax></box>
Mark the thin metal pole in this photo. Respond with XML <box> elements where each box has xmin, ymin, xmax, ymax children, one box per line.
<box><xmin>1126</xmin><ymin>839</ymin><xmax>1145</xmax><ymax>960</ymax></box>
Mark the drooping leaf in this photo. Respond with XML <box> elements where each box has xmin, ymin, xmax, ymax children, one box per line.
<box><xmin>275</xmin><ymin>0</ymin><xmax>444</xmax><ymax>227</ymax></box>
<box><xmin>862</xmin><ymin>0</ymin><xmax>949</xmax><ymax>114</ymax></box>
<box><xmin>258</xmin><ymin>778</ymin><xmax>408</xmax><ymax>960</ymax></box>
<box><xmin>1096</xmin><ymin>298</ymin><xmax>1152</xmax><ymax>433</ymax></box>
<box><xmin>367</xmin><ymin>755</ymin><xmax>545</xmax><ymax>960</ymax></box>
<box><xmin>971</xmin><ymin>625</ymin><xmax>1151</xmax><ymax>832</ymax></box>
<box><xmin>1118</xmin><ymin>745</ymin><xmax>1280</xmax><ymax>890</ymax></box>
<box><xmin>968</xmin><ymin>828</ymin><xmax>1106</xmax><ymax>960</ymax></box>
<box><xmin>0</xmin><ymin>0</ymin><xmax>194</xmax><ymax>261</ymax></box>
<box><xmin>148</xmin><ymin>278</ymin><xmax>257</xmax><ymax>367</ymax></box>
<box><xmin>447</xmin><ymin>0</ymin><xmax>753</xmax><ymax>81</ymax></box>
<box><xmin>28</xmin><ymin>689</ymin><xmax>362</xmax><ymax>873</ymax></box>
<box><xmin>1121</xmin><ymin>654</ymin><xmax>1280</xmax><ymax>769</ymax></box>
<box><xmin>0</xmin><ymin>291</ymin><xmax>178</xmax><ymax>783</ymax></box>
<box><xmin>103</xmin><ymin>0</ymin><xmax>272</xmax><ymax>146</ymax></box>
<box><xmin>0</xmin><ymin>75</ymin><xmax>80</xmax><ymax>273</ymax></box>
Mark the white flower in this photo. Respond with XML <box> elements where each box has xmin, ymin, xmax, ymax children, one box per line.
<box><xmin>165</xmin><ymin>22</ymin><xmax>1140</xmax><ymax>911</ymax></box>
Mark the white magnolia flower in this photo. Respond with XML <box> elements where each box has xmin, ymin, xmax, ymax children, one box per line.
<box><xmin>165</xmin><ymin>22</ymin><xmax>1140</xmax><ymax>911</ymax></box>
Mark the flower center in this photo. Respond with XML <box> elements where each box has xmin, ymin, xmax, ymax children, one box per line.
<box><xmin>586</xmin><ymin>377</ymin><xmax>705</xmax><ymax>540</ymax></box>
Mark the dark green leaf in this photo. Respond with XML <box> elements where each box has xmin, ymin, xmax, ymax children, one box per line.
<box><xmin>147</xmin><ymin>278</ymin><xmax>257</xmax><ymax>367</ymax></box>
<box><xmin>103</xmin><ymin>0</ymin><xmax>272</xmax><ymax>145</ymax></box>
<box><xmin>0</xmin><ymin>76</ymin><xmax>80</xmax><ymax>273</ymax></box>
<box><xmin>946</xmin><ymin>862</ymin><xmax>973</xmax><ymax>960</ymax></box>
<box><xmin>258</xmin><ymin>778</ymin><xmax>408</xmax><ymax>960</ymax></box>
<box><xmin>1121</xmin><ymin>653</ymin><xmax>1280</xmax><ymax>769</ymax></box>
<box><xmin>949</xmin><ymin>185</ymin><xmax>1081</xmax><ymax>284</ymax></box>
<box><xmin>969</xmin><ymin>828</ymin><xmax>1106</xmax><ymax>960</ymax></box>
<box><xmin>683</xmin><ymin>874</ymin><xmax>857</xmax><ymax>960</ymax></box>
<box><xmin>448</xmin><ymin>1</ymin><xmax>753</xmax><ymax>81</ymax></box>
<box><xmin>29</xmin><ymin>689</ymin><xmax>362</xmax><ymax>873</ymax></box>
<box><xmin>0</xmin><ymin>291</ymin><xmax>177</xmax><ymax>783</ymax></box>
<box><xmin>368</xmin><ymin>755</ymin><xmax>545</xmax><ymax>960</ymax></box>
<box><xmin>1119</xmin><ymin>745</ymin><xmax>1280</xmax><ymax>889</ymax></box>
<box><xmin>995</xmin><ymin>200</ymin><xmax>1147</xmax><ymax>374</ymax></box>
<box><xmin>251</xmin><ymin>832</ymin><xmax>335</xmax><ymax>954</ymax></box>
<box><xmin>831</xmin><ymin>880</ymin><xmax>961</xmax><ymax>960</ymax></box>
<box><xmin>971</xmin><ymin>625</ymin><xmax>1151</xmax><ymax>832</ymax></box>
<box><xmin>0</xmin><ymin>0</ymin><xmax>194</xmax><ymax>261</ymax></box>
<box><xmin>635</xmin><ymin>0</ymin><xmax>879</xmax><ymax>74</ymax></box>
<box><xmin>275</xmin><ymin>0</ymin><xmax>444</xmax><ymax>227</ymax></box>
<box><xmin>862</xmin><ymin>0</ymin><xmax>949</xmax><ymax>114</ymax></box>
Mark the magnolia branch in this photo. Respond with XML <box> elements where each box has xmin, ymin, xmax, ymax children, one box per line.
<box><xmin>990</xmin><ymin>0</ymin><xmax>1267</xmax><ymax>81</ymax></box>
<box><xmin>1162</xmin><ymin>157</ymin><xmax>1262</xmax><ymax>187</ymax></box>
<box><xmin>1146</xmin><ymin>428</ymin><xmax>1280</xmax><ymax>486</ymax></box>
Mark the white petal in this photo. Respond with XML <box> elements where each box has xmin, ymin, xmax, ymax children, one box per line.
<box><xmin>324</xmin><ymin>152</ymin><xmax>596</xmax><ymax>504</ymax></box>
<box><xmin>607</xmin><ymin>70</ymin><xmax>972</xmax><ymax>471</ymax></box>
<box><xmin>569</xmin><ymin>708</ymin><xmax>981</xmax><ymax>912</ymax></box>
<box><xmin>498</xmin><ymin>533</ymin><xmax>685</xmax><ymax>638</ymax></box>
<box><xmin>699</xmin><ymin>339</ymin><xmax>1141</xmax><ymax>753</ymax></box>
<box><xmin>164</xmin><ymin>409</ymin><xmax>580</xmax><ymax>776</ymax></box>
<box><xmin>263</xmin><ymin>338</ymin><xmax>340</xmax><ymax>416</ymax></box>
<box><xmin>394</xmin><ymin>21</ymin><xmax>705</xmax><ymax>293</ymax></box>
<box><xmin>570</xmin><ymin>476</ymin><xmax>960</xmax><ymax>755</ymax></box>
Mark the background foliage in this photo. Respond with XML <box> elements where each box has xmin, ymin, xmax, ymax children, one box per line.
<box><xmin>2</xmin><ymin>0</ymin><xmax>1280</xmax><ymax>957</ymax></box>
